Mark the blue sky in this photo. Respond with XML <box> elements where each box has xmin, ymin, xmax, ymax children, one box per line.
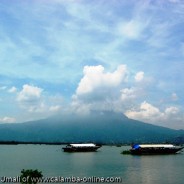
<box><xmin>0</xmin><ymin>0</ymin><xmax>184</xmax><ymax>129</ymax></box>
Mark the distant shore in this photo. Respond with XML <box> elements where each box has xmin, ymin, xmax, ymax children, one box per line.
<box><xmin>0</xmin><ymin>141</ymin><xmax>132</xmax><ymax>146</ymax></box>
<box><xmin>0</xmin><ymin>140</ymin><xmax>182</xmax><ymax>146</ymax></box>
<box><xmin>0</xmin><ymin>141</ymin><xmax>68</xmax><ymax>145</ymax></box>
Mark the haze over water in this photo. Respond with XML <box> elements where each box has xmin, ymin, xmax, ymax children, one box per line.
<box><xmin>0</xmin><ymin>145</ymin><xmax>184</xmax><ymax>184</ymax></box>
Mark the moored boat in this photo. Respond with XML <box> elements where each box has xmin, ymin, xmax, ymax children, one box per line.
<box><xmin>130</xmin><ymin>144</ymin><xmax>184</xmax><ymax>155</ymax></box>
<box><xmin>62</xmin><ymin>143</ymin><xmax>101</xmax><ymax>152</ymax></box>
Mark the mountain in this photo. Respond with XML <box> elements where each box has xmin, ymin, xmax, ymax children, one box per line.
<box><xmin>0</xmin><ymin>111</ymin><xmax>184</xmax><ymax>144</ymax></box>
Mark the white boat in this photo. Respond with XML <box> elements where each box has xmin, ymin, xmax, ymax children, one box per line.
<box><xmin>62</xmin><ymin>143</ymin><xmax>101</xmax><ymax>152</ymax></box>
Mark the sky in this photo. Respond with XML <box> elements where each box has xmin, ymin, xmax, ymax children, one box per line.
<box><xmin>0</xmin><ymin>0</ymin><xmax>184</xmax><ymax>129</ymax></box>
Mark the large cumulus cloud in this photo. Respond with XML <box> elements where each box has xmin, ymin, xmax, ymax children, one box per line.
<box><xmin>71</xmin><ymin>64</ymin><xmax>183</xmax><ymax>129</ymax></box>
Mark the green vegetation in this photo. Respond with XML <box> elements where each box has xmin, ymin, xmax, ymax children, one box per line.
<box><xmin>20</xmin><ymin>169</ymin><xmax>43</xmax><ymax>184</ymax></box>
<box><xmin>121</xmin><ymin>150</ymin><xmax>131</xmax><ymax>154</ymax></box>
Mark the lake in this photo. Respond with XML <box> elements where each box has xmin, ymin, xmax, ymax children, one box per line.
<box><xmin>0</xmin><ymin>145</ymin><xmax>184</xmax><ymax>184</ymax></box>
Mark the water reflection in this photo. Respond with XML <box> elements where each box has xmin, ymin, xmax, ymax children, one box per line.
<box><xmin>0</xmin><ymin>145</ymin><xmax>183</xmax><ymax>184</ymax></box>
<box><xmin>123</xmin><ymin>153</ymin><xmax>184</xmax><ymax>184</ymax></box>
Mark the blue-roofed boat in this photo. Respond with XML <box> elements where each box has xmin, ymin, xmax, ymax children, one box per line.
<box><xmin>130</xmin><ymin>144</ymin><xmax>184</xmax><ymax>155</ymax></box>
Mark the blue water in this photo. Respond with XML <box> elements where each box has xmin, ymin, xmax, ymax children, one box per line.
<box><xmin>0</xmin><ymin>145</ymin><xmax>184</xmax><ymax>184</ymax></box>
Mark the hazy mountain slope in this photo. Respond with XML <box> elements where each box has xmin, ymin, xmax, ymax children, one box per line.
<box><xmin>0</xmin><ymin>112</ymin><xmax>183</xmax><ymax>144</ymax></box>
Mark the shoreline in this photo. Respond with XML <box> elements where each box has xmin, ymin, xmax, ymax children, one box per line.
<box><xmin>0</xmin><ymin>141</ymin><xmax>131</xmax><ymax>146</ymax></box>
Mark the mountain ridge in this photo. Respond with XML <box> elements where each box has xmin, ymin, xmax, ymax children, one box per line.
<box><xmin>0</xmin><ymin>111</ymin><xmax>184</xmax><ymax>144</ymax></box>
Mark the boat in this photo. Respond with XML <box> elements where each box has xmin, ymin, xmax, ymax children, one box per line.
<box><xmin>129</xmin><ymin>144</ymin><xmax>184</xmax><ymax>155</ymax></box>
<box><xmin>62</xmin><ymin>143</ymin><xmax>101</xmax><ymax>152</ymax></box>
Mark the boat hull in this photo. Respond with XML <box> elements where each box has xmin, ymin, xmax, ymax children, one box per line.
<box><xmin>130</xmin><ymin>147</ymin><xmax>183</xmax><ymax>155</ymax></box>
<box><xmin>63</xmin><ymin>146</ymin><xmax>101</xmax><ymax>152</ymax></box>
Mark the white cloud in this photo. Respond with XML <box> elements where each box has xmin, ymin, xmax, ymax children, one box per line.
<box><xmin>8</xmin><ymin>86</ymin><xmax>17</xmax><ymax>93</ymax></box>
<box><xmin>16</xmin><ymin>84</ymin><xmax>63</xmax><ymax>120</ymax></box>
<box><xmin>0</xmin><ymin>116</ymin><xmax>16</xmax><ymax>123</ymax></box>
<box><xmin>76</xmin><ymin>65</ymin><xmax>128</xmax><ymax>95</ymax></box>
<box><xmin>125</xmin><ymin>101</ymin><xmax>181</xmax><ymax>128</ymax></box>
<box><xmin>16</xmin><ymin>84</ymin><xmax>43</xmax><ymax>113</ymax></box>
<box><xmin>71</xmin><ymin>65</ymin><xmax>128</xmax><ymax>114</ymax></box>
<box><xmin>135</xmin><ymin>71</ymin><xmax>144</xmax><ymax>82</ymax></box>
<box><xmin>118</xmin><ymin>19</ymin><xmax>147</xmax><ymax>40</ymax></box>
<box><xmin>27</xmin><ymin>102</ymin><xmax>46</xmax><ymax>113</ymax></box>
<box><xmin>125</xmin><ymin>101</ymin><xmax>163</xmax><ymax>122</ymax></box>
<box><xmin>121</xmin><ymin>87</ymin><xmax>137</xmax><ymax>101</ymax></box>
<box><xmin>17</xmin><ymin>84</ymin><xmax>43</xmax><ymax>103</ymax></box>
<box><xmin>71</xmin><ymin>98</ymin><xmax>91</xmax><ymax>116</ymax></box>
<box><xmin>71</xmin><ymin>64</ymin><xmax>131</xmax><ymax>115</ymax></box>
<box><xmin>72</xmin><ymin>65</ymin><xmax>150</xmax><ymax>115</ymax></box>
<box><xmin>165</xmin><ymin>106</ymin><xmax>179</xmax><ymax>115</ymax></box>
<box><xmin>49</xmin><ymin>105</ymin><xmax>61</xmax><ymax>112</ymax></box>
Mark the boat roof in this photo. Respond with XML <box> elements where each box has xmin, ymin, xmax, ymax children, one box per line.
<box><xmin>69</xmin><ymin>143</ymin><xmax>96</xmax><ymax>147</ymax></box>
<box><xmin>133</xmin><ymin>144</ymin><xmax>175</xmax><ymax>148</ymax></box>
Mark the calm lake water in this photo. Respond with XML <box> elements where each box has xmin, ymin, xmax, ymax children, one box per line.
<box><xmin>0</xmin><ymin>145</ymin><xmax>184</xmax><ymax>184</ymax></box>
